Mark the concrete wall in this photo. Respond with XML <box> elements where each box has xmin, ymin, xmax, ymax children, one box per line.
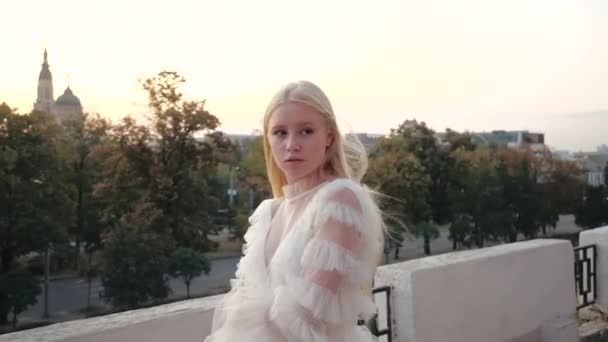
<box><xmin>0</xmin><ymin>295</ymin><xmax>222</xmax><ymax>342</ymax></box>
<box><xmin>579</xmin><ymin>225</ymin><xmax>608</xmax><ymax>306</ymax></box>
<box><xmin>3</xmin><ymin>238</ymin><xmax>591</xmax><ymax>342</ymax></box>
<box><xmin>374</xmin><ymin>239</ymin><xmax>578</xmax><ymax>342</ymax></box>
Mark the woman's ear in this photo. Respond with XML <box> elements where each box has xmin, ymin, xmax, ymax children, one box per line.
<box><xmin>327</xmin><ymin>131</ymin><xmax>335</xmax><ymax>149</ymax></box>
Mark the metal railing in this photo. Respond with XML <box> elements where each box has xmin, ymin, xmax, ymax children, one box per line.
<box><xmin>359</xmin><ymin>285</ymin><xmax>392</xmax><ymax>342</ymax></box>
<box><xmin>574</xmin><ymin>244</ymin><xmax>597</xmax><ymax>310</ymax></box>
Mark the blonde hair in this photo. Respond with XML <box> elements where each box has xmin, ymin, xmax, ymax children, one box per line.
<box><xmin>262</xmin><ymin>80</ymin><xmax>387</xmax><ymax>271</ymax></box>
<box><xmin>262</xmin><ymin>80</ymin><xmax>368</xmax><ymax>198</ymax></box>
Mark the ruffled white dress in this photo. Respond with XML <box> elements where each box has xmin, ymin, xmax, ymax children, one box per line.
<box><xmin>204</xmin><ymin>177</ymin><xmax>384</xmax><ymax>342</ymax></box>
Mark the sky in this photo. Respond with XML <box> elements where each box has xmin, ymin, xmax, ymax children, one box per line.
<box><xmin>1</xmin><ymin>0</ymin><xmax>606</xmax><ymax>151</ymax></box>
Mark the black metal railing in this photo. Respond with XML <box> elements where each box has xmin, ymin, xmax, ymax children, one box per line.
<box><xmin>574</xmin><ymin>244</ymin><xmax>597</xmax><ymax>310</ymax></box>
<box><xmin>359</xmin><ymin>285</ymin><xmax>392</xmax><ymax>341</ymax></box>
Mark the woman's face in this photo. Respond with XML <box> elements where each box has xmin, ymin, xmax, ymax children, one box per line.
<box><xmin>267</xmin><ymin>101</ymin><xmax>333</xmax><ymax>184</ymax></box>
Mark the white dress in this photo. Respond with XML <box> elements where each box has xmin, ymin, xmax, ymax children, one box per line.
<box><xmin>204</xmin><ymin>177</ymin><xmax>384</xmax><ymax>342</ymax></box>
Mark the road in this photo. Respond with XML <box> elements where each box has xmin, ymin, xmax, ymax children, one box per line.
<box><xmin>21</xmin><ymin>257</ymin><xmax>239</xmax><ymax>320</ymax></box>
<box><xmin>21</xmin><ymin>215</ymin><xmax>583</xmax><ymax>321</ymax></box>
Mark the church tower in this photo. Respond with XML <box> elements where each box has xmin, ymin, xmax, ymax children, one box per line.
<box><xmin>33</xmin><ymin>49</ymin><xmax>54</xmax><ymax>114</ymax></box>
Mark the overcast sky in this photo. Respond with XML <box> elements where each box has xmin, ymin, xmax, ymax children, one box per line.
<box><xmin>1</xmin><ymin>0</ymin><xmax>606</xmax><ymax>151</ymax></box>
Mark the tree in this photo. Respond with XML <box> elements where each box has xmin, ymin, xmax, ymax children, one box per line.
<box><xmin>575</xmin><ymin>185</ymin><xmax>608</xmax><ymax>229</ymax></box>
<box><xmin>169</xmin><ymin>247</ymin><xmax>210</xmax><ymax>299</ymax></box>
<box><xmin>392</xmin><ymin>120</ymin><xmax>451</xmax><ymax>224</ymax></box>
<box><xmin>238</xmin><ymin>135</ymin><xmax>271</xmax><ymax>210</ymax></box>
<box><xmin>77</xmin><ymin>252</ymin><xmax>101</xmax><ymax>310</ymax></box>
<box><xmin>95</xmin><ymin>71</ymin><xmax>232</xmax><ymax>308</ymax></box>
<box><xmin>141</xmin><ymin>71</ymin><xmax>232</xmax><ymax>250</ymax></box>
<box><xmin>509</xmin><ymin>155</ymin><xmax>543</xmax><ymax>239</ymax></box>
<box><xmin>366</xmin><ymin>135</ymin><xmax>434</xmax><ymax>255</ymax></box>
<box><xmin>63</xmin><ymin>112</ymin><xmax>110</xmax><ymax>265</ymax></box>
<box><xmin>449</xmin><ymin>214</ymin><xmax>474</xmax><ymax>250</ymax></box>
<box><xmin>448</xmin><ymin>149</ymin><xmax>510</xmax><ymax>248</ymax></box>
<box><xmin>546</xmin><ymin>159</ymin><xmax>585</xmax><ymax>214</ymax></box>
<box><xmin>0</xmin><ymin>270</ymin><xmax>41</xmax><ymax>331</ymax></box>
<box><xmin>604</xmin><ymin>161</ymin><xmax>608</xmax><ymax>187</ymax></box>
<box><xmin>412</xmin><ymin>221</ymin><xmax>440</xmax><ymax>255</ymax></box>
<box><xmin>99</xmin><ymin>209</ymin><xmax>171</xmax><ymax>309</ymax></box>
<box><xmin>0</xmin><ymin>104</ymin><xmax>73</xmax><ymax>323</ymax></box>
<box><xmin>0</xmin><ymin>104</ymin><xmax>73</xmax><ymax>273</ymax></box>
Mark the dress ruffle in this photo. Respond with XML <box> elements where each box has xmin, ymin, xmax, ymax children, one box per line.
<box><xmin>206</xmin><ymin>179</ymin><xmax>381</xmax><ymax>342</ymax></box>
<box><xmin>313</xmin><ymin>201</ymin><xmax>368</xmax><ymax>234</ymax></box>
<box><xmin>269</xmin><ymin>284</ymin><xmax>330</xmax><ymax>342</ymax></box>
<box><xmin>301</xmin><ymin>238</ymin><xmax>373</xmax><ymax>285</ymax></box>
<box><xmin>235</xmin><ymin>199</ymin><xmax>273</xmax><ymax>287</ymax></box>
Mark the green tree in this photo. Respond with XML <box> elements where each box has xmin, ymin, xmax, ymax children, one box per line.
<box><xmin>0</xmin><ymin>270</ymin><xmax>41</xmax><ymax>331</ymax></box>
<box><xmin>393</xmin><ymin>121</ymin><xmax>451</xmax><ymax>224</ymax></box>
<box><xmin>169</xmin><ymin>247</ymin><xmax>210</xmax><ymax>299</ymax></box>
<box><xmin>604</xmin><ymin>161</ymin><xmax>608</xmax><ymax>187</ymax></box>
<box><xmin>0</xmin><ymin>104</ymin><xmax>73</xmax><ymax>273</ymax></box>
<box><xmin>142</xmin><ymin>71</ymin><xmax>232</xmax><ymax>250</ymax></box>
<box><xmin>412</xmin><ymin>221</ymin><xmax>440</xmax><ymax>255</ymax></box>
<box><xmin>99</xmin><ymin>209</ymin><xmax>170</xmax><ymax>309</ymax></box>
<box><xmin>77</xmin><ymin>252</ymin><xmax>101</xmax><ymax>310</ymax></box>
<box><xmin>63</xmin><ymin>112</ymin><xmax>110</xmax><ymax>265</ymax></box>
<box><xmin>575</xmin><ymin>185</ymin><xmax>608</xmax><ymax>229</ymax></box>
<box><xmin>449</xmin><ymin>214</ymin><xmax>474</xmax><ymax>250</ymax></box>
<box><xmin>95</xmin><ymin>71</ymin><xmax>232</xmax><ymax>308</ymax></box>
<box><xmin>237</xmin><ymin>135</ymin><xmax>271</xmax><ymax>211</ymax></box>
<box><xmin>366</xmin><ymin>135</ymin><xmax>434</xmax><ymax>254</ymax></box>
<box><xmin>546</xmin><ymin>159</ymin><xmax>585</xmax><ymax>214</ymax></box>
<box><xmin>0</xmin><ymin>104</ymin><xmax>73</xmax><ymax>323</ymax></box>
<box><xmin>511</xmin><ymin>157</ymin><xmax>542</xmax><ymax>239</ymax></box>
<box><xmin>449</xmin><ymin>149</ymin><xmax>510</xmax><ymax>248</ymax></box>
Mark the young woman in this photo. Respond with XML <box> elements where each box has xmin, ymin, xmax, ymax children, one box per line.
<box><xmin>204</xmin><ymin>80</ymin><xmax>385</xmax><ymax>342</ymax></box>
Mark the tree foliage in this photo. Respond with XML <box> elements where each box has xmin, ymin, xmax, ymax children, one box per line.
<box><xmin>0</xmin><ymin>270</ymin><xmax>41</xmax><ymax>330</ymax></box>
<box><xmin>168</xmin><ymin>247</ymin><xmax>210</xmax><ymax>299</ymax></box>
<box><xmin>99</xmin><ymin>211</ymin><xmax>170</xmax><ymax>309</ymax></box>
<box><xmin>94</xmin><ymin>71</ymin><xmax>229</xmax><ymax>308</ymax></box>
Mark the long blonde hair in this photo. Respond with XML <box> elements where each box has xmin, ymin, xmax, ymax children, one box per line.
<box><xmin>262</xmin><ymin>81</ymin><xmax>388</xmax><ymax>273</ymax></box>
<box><xmin>262</xmin><ymin>80</ymin><xmax>368</xmax><ymax>198</ymax></box>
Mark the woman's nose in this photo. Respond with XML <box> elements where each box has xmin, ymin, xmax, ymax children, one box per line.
<box><xmin>286</xmin><ymin>135</ymin><xmax>300</xmax><ymax>152</ymax></box>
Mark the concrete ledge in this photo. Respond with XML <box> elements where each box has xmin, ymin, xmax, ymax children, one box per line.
<box><xmin>375</xmin><ymin>239</ymin><xmax>577</xmax><ymax>342</ymax></box>
<box><xmin>0</xmin><ymin>295</ymin><xmax>223</xmax><ymax>342</ymax></box>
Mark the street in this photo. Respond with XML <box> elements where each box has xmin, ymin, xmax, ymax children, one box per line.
<box><xmin>21</xmin><ymin>257</ymin><xmax>239</xmax><ymax>320</ymax></box>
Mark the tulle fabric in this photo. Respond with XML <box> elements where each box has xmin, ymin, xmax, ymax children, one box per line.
<box><xmin>204</xmin><ymin>178</ymin><xmax>382</xmax><ymax>342</ymax></box>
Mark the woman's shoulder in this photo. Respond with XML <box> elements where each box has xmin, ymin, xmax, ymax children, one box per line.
<box><xmin>316</xmin><ymin>177</ymin><xmax>368</xmax><ymax>203</ymax></box>
<box><xmin>312</xmin><ymin>178</ymin><xmax>383</xmax><ymax>239</ymax></box>
<box><xmin>248</xmin><ymin>198</ymin><xmax>277</xmax><ymax>224</ymax></box>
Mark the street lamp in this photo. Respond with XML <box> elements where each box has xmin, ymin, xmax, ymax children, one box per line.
<box><xmin>32</xmin><ymin>178</ymin><xmax>50</xmax><ymax>318</ymax></box>
<box><xmin>227</xmin><ymin>167</ymin><xmax>239</xmax><ymax>208</ymax></box>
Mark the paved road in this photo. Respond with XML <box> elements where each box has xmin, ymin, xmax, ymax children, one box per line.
<box><xmin>392</xmin><ymin>214</ymin><xmax>583</xmax><ymax>262</ymax></box>
<box><xmin>21</xmin><ymin>257</ymin><xmax>239</xmax><ymax>320</ymax></box>
<box><xmin>20</xmin><ymin>215</ymin><xmax>583</xmax><ymax>321</ymax></box>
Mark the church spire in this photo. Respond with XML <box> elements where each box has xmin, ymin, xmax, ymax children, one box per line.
<box><xmin>34</xmin><ymin>49</ymin><xmax>54</xmax><ymax>114</ymax></box>
<box><xmin>39</xmin><ymin>49</ymin><xmax>52</xmax><ymax>81</ymax></box>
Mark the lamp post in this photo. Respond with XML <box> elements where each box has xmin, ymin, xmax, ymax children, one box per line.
<box><xmin>43</xmin><ymin>245</ymin><xmax>50</xmax><ymax>318</ymax></box>
<box><xmin>227</xmin><ymin>167</ymin><xmax>239</xmax><ymax>208</ymax></box>
<box><xmin>32</xmin><ymin>178</ymin><xmax>50</xmax><ymax>319</ymax></box>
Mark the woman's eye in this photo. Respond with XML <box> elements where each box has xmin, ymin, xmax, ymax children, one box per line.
<box><xmin>273</xmin><ymin>130</ymin><xmax>287</xmax><ymax>136</ymax></box>
<box><xmin>301</xmin><ymin>128</ymin><xmax>314</xmax><ymax>135</ymax></box>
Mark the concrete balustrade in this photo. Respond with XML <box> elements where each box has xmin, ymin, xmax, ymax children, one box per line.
<box><xmin>0</xmin><ymin>295</ymin><xmax>222</xmax><ymax>342</ymax></box>
<box><xmin>7</xmin><ymin>235</ymin><xmax>608</xmax><ymax>342</ymax></box>
<box><xmin>375</xmin><ymin>239</ymin><xmax>578</xmax><ymax>342</ymax></box>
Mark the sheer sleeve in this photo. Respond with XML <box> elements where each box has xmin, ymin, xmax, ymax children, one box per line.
<box><xmin>269</xmin><ymin>186</ymin><xmax>376</xmax><ymax>342</ymax></box>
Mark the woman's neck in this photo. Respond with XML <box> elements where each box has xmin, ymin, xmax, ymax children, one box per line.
<box><xmin>283</xmin><ymin>170</ymin><xmax>330</xmax><ymax>199</ymax></box>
